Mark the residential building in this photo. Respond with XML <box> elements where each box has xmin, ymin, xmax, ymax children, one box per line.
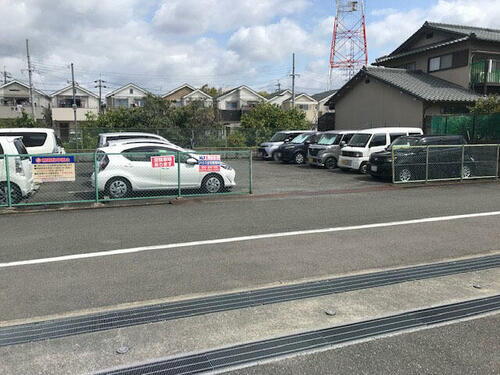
<box><xmin>267</xmin><ymin>90</ymin><xmax>292</xmax><ymax>106</ymax></box>
<box><xmin>216</xmin><ymin>85</ymin><xmax>267</xmax><ymax>124</ymax></box>
<box><xmin>326</xmin><ymin>21</ymin><xmax>497</xmax><ymax>131</ymax></box>
<box><xmin>0</xmin><ymin>80</ymin><xmax>50</xmax><ymax>120</ymax></box>
<box><xmin>50</xmin><ymin>85</ymin><xmax>99</xmax><ymax>141</ymax></box>
<box><xmin>328</xmin><ymin>66</ymin><xmax>479</xmax><ymax>130</ymax></box>
<box><xmin>105</xmin><ymin>83</ymin><xmax>149</xmax><ymax>109</ymax></box>
<box><xmin>312</xmin><ymin>90</ymin><xmax>337</xmax><ymax>131</ymax></box>
<box><xmin>161</xmin><ymin>84</ymin><xmax>213</xmax><ymax>108</ymax></box>
<box><xmin>282</xmin><ymin>93</ymin><xmax>319</xmax><ymax>124</ymax></box>
<box><xmin>374</xmin><ymin>22</ymin><xmax>500</xmax><ymax>95</ymax></box>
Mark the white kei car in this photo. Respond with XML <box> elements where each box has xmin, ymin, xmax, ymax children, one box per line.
<box><xmin>92</xmin><ymin>142</ymin><xmax>236</xmax><ymax>198</ymax></box>
<box><xmin>0</xmin><ymin>136</ymin><xmax>36</xmax><ymax>204</ymax></box>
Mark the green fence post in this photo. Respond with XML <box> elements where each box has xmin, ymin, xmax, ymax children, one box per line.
<box><xmin>425</xmin><ymin>146</ymin><xmax>429</xmax><ymax>183</ymax></box>
<box><xmin>5</xmin><ymin>155</ymin><xmax>12</xmax><ymax>207</ymax></box>
<box><xmin>496</xmin><ymin>145</ymin><xmax>499</xmax><ymax>180</ymax></box>
<box><xmin>177</xmin><ymin>151</ymin><xmax>181</xmax><ymax>198</ymax></box>
<box><xmin>391</xmin><ymin>148</ymin><xmax>395</xmax><ymax>184</ymax></box>
<box><xmin>94</xmin><ymin>152</ymin><xmax>99</xmax><ymax>203</ymax></box>
<box><xmin>249</xmin><ymin>149</ymin><xmax>253</xmax><ymax>194</ymax></box>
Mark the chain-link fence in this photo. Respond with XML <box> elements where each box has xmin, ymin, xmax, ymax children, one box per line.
<box><xmin>0</xmin><ymin>150</ymin><xmax>251</xmax><ymax>207</ymax></box>
<box><xmin>392</xmin><ymin>144</ymin><xmax>500</xmax><ymax>183</ymax></box>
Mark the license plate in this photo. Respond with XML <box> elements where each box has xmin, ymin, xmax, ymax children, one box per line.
<box><xmin>308</xmin><ymin>158</ymin><xmax>314</xmax><ymax>163</ymax></box>
<box><xmin>341</xmin><ymin>159</ymin><xmax>352</xmax><ymax>166</ymax></box>
<box><xmin>371</xmin><ymin>165</ymin><xmax>378</xmax><ymax>172</ymax></box>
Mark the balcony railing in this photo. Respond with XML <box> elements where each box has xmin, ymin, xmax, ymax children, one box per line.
<box><xmin>471</xmin><ymin>60</ymin><xmax>500</xmax><ymax>85</ymax></box>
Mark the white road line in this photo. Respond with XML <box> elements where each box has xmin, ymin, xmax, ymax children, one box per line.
<box><xmin>2</xmin><ymin>211</ymin><xmax>500</xmax><ymax>268</ymax></box>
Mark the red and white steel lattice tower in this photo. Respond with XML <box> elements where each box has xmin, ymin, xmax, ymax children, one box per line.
<box><xmin>329</xmin><ymin>0</ymin><xmax>368</xmax><ymax>82</ymax></box>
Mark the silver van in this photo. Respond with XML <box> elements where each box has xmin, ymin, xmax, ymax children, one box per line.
<box><xmin>307</xmin><ymin>131</ymin><xmax>356</xmax><ymax>169</ymax></box>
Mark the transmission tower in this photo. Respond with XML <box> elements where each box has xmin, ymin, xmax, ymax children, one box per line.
<box><xmin>329</xmin><ymin>0</ymin><xmax>368</xmax><ymax>83</ymax></box>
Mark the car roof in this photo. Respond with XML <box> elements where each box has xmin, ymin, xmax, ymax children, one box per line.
<box><xmin>278</xmin><ymin>130</ymin><xmax>312</xmax><ymax>134</ymax></box>
<box><xmin>0</xmin><ymin>128</ymin><xmax>54</xmax><ymax>134</ymax></box>
<box><xmin>99</xmin><ymin>132</ymin><xmax>165</xmax><ymax>137</ymax></box>
<box><xmin>321</xmin><ymin>130</ymin><xmax>356</xmax><ymax>135</ymax></box>
<box><xmin>107</xmin><ymin>138</ymin><xmax>173</xmax><ymax>146</ymax></box>
<box><xmin>355</xmin><ymin>127</ymin><xmax>422</xmax><ymax>134</ymax></box>
<box><xmin>99</xmin><ymin>142</ymin><xmax>186</xmax><ymax>153</ymax></box>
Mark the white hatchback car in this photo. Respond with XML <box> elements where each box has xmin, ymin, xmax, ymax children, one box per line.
<box><xmin>97</xmin><ymin>132</ymin><xmax>172</xmax><ymax>148</ymax></box>
<box><xmin>0</xmin><ymin>136</ymin><xmax>36</xmax><ymax>204</ymax></box>
<box><xmin>92</xmin><ymin>142</ymin><xmax>236</xmax><ymax>198</ymax></box>
<box><xmin>0</xmin><ymin>128</ymin><xmax>65</xmax><ymax>154</ymax></box>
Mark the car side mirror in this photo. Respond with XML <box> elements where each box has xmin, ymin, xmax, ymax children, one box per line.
<box><xmin>340</xmin><ymin>141</ymin><xmax>346</xmax><ymax>148</ymax></box>
<box><xmin>186</xmin><ymin>157</ymin><xmax>197</xmax><ymax>165</ymax></box>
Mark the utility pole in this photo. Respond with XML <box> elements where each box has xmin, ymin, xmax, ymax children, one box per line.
<box><xmin>3</xmin><ymin>66</ymin><xmax>12</xmax><ymax>84</ymax></box>
<box><xmin>290</xmin><ymin>53</ymin><xmax>299</xmax><ymax>108</ymax></box>
<box><xmin>94</xmin><ymin>75</ymin><xmax>107</xmax><ymax>114</ymax></box>
<box><xmin>70</xmin><ymin>63</ymin><xmax>78</xmax><ymax>150</ymax></box>
<box><xmin>25</xmin><ymin>39</ymin><xmax>36</xmax><ymax>119</ymax></box>
<box><xmin>275</xmin><ymin>80</ymin><xmax>281</xmax><ymax>93</ymax></box>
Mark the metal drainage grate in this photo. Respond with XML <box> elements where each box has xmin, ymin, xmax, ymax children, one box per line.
<box><xmin>1</xmin><ymin>255</ymin><xmax>499</xmax><ymax>347</ymax></box>
<box><xmin>97</xmin><ymin>295</ymin><xmax>500</xmax><ymax>375</ymax></box>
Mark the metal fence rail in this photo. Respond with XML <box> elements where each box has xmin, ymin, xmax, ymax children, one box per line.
<box><xmin>392</xmin><ymin>144</ymin><xmax>500</xmax><ymax>183</ymax></box>
<box><xmin>0</xmin><ymin>150</ymin><xmax>252</xmax><ymax>207</ymax></box>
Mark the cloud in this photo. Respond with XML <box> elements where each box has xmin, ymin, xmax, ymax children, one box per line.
<box><xmin>228</xmin><ymin>19</ymin><xmax>322</xmax><ymax>61</ymax></box>
<box><xmin>367</xmin><ymin>0</ymin><xmax>500</xmax><ymax>56</ymax></box>
<box><xmin>153</xmin><ymin>0</ymin><xmax>310</xmax><ymax>34</ymax></box>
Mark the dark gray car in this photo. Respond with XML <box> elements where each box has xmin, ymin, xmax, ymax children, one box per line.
<box><xmin>307</xmin><ymin>131</ymin><xmax>356</xmax><ymax>169</ymax></box>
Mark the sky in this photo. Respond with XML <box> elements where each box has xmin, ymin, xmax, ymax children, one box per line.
<box><xmin>1</xmin><ymin>0</ymin><xmax>500</xmax><ymax>96</ymax></box>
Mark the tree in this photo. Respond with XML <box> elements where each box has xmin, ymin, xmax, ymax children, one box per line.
<box><xmin>78</xmin><ymin>94</ymin><xmax>224</xmax><ymax>149</ymax></box>
<box><xmin>201</xmin><ymin>84</ymin><xmax>219</xmax><ymax>97</ymax></box>
<box><xmin>468</xmin><ymin>95</ymin><xmax>500</xmax><ymax>114</ymax></box>
<box><xmin>240</xmin><ymin>103</ymin><xmax>310</xmax><ymax>146</ymax></box>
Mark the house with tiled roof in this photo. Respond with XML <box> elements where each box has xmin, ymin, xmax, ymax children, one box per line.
<box><xmin>326</xmin><ymin>21</ymin><xmax>499</xmax><ymax>130</ymax></box>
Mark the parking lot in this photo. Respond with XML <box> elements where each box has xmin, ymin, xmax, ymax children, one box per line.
<box><xmin>11</xmin><ymin>156</ymin><xmax>390</xmax><ymax>207</ymax></box>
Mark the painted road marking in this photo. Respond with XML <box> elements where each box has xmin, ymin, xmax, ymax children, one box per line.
<box><xmin>2</xmin><ymin>211</ymin><xmax>500</xmax><ymax>268</ymax></box>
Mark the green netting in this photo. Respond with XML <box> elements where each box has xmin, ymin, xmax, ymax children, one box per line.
<box><xmin>430</xmin><ymin>113</ymin><xmax>500</xmax><ymax>144</ymax></box>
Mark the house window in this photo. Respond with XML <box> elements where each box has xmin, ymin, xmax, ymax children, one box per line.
<box><xmin>58</xmin><ymin>98</ymin><xmax>82</xmax><ymax>108</ymax></box>
<box><xmin>297</xmin><ymin>104</ymin><xmax>309</xmax><ymax>111</ymax></box>
<box><xmin>115</xmin><ymin>99</ymin><xmax>129</xmax><ymax>108</ymax></box>
<box><xmin>226</xmin><ymin>101</ymin><xmax>238</xmax><ymax>110</ymax></box>
<box><xmin>129</xmin><ymin>88</ymin><xmax>134</xmax><ymax>94</ymax></box>
<box><xmin>428</xmin><ymin>54</ymin><xmax>453</xmax><ymax>72</ymax></box>
<box><xmin>401</xmin><ymin>62</ymin><xmax>417</xmax><ymax>71</ymax></box>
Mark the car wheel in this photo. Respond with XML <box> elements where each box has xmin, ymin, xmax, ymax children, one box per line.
<box><xmin>398</xmin><ymin>168</ymin><xmax>412</xmax><ymax>182</ymax></box>
<box><xmin>106</xmin><ymin>177</ymin><xmax>131</xmax><ymax>199</ymax></box>
<box><xmin>202</xmin><ymin>174</ymin><xmax>224</xmax><ymax>193</ymax></box>
<box><xmin>0</xmin><ymin>182</ymin><xmax>23</xmax><ymax>205</ymax></box>
<box><xmin>294</xmin><ymin>152</ymin><xmax>305</xmax><ymax>164</ymax></box>
<box><xmin>272</xmin><ymin>152</ymin><xmax>280</xmax><ymax>162</ymax></box>
<box><xmin>324</xmin><ymin>157</ymin><xmax>337</xmax><ymax>170</ymax></box>
<box><xmin>359</xmin><ymin>162</ymin><xmax>368</xmax><ymax>174</ymax></box>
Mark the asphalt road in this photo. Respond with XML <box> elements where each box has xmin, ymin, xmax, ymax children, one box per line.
<box><xmin>1</xmin><ymin>181</ymin><xmax>499</xmax><ymax>374</ymax></box>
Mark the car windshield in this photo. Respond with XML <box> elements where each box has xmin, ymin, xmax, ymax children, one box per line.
<box><xmin>317</xmin><ymin>133</ymin><xmax>339</xmax><ymax>145</ymax></box>
<box><xmin>290</xmin><ymin>133</ymin><xmax>310</xmax><ymax>144</ymax></box>
<box><xmin>387</xmin><ymin>137</ymin><xmax>421</xmax><ymax>150</ymax></box>
<box><xmin>270</xmin><ymin>132</ymin><xmax>291</xmax><ymax>142</ymax></box>
<box><xmin>348</xmin><ymin>134</ymin><xmax>372</xmax><ymax>147</ymax></box>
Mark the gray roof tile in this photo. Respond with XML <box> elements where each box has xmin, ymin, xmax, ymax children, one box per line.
<box><xmin>364</xmin><ymin>66</ymin><xmax>480</xmax><ymax>102</ymax></box>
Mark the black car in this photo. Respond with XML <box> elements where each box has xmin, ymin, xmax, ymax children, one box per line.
<box><xmin>276</xmin><ymin>132</ymin><xmax>319</xmax><ymax>164</ymax></box>
<box><xmin>368</xmin><ymin>135</ymin><xmax>473</xmax><ymax>181</ymax></box>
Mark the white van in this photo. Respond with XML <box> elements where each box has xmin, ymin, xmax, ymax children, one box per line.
<box><xmin>0</xmin><ymin>137</ymin><xmax>35</xmax><ymax>204</ymax></box>
<box><xmin>0</xmin><ymin>128</ymin><xmax>65</xmax><ymax>155</ymax></box>
<box><xmin>338</xmin><ymin>127</ymin><xmax>423</xmax><ymax>174</ymax></box>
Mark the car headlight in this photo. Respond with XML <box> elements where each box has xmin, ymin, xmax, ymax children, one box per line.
<box><xmin>221</xmin><ymin>163</ymin><xmax>233</xmax><ymax>170</ymax></box>
<box><xmin>354</xmin><ymin>152</ymin><xmax>363</xmax><ymax>158</ymax></box>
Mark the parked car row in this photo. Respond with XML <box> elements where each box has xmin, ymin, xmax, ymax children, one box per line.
<box><xmin>258</xmin><ymin>127</ymin><xmax>479</xmax><ymax>181</ymax></box>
